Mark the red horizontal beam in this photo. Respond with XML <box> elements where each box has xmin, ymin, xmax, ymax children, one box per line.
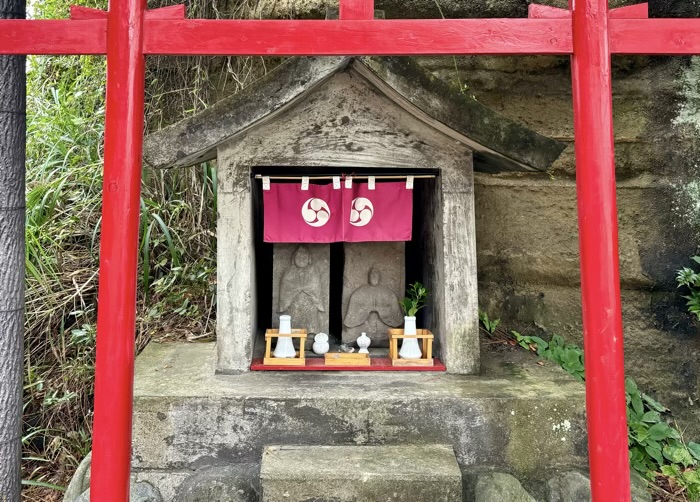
<box><xmin>528</xmin><ymin>4</ymin><xmax>568</xmax><ymax>19</ymax></box>
<box><xmin>609</xmin><ymin>3</ymin><xmax>648</xmax><ymax>19</ymax></box>
<box><xmin>610</xmin><ymin>18</ymin><xmax>700</xmax><ymax>54</ymax></box>
<box><xmin>142</xmin><ymin>19</ymin><xmax>572</xmax><ymax>55</ymax></box>
<box><xmin>145</xmin><ymin>5</ymin><xmax>185</xmax><ymax>20</ymax></box>
<box><xmin>340</xmin><ymin>0</ymin><xmax>374</xmax><ymax>20</ymax></box>
<box><xmin>69</xmin><ymin>5</ymin><xmax>106</xmax><ymax>19</ymax></box>
<box><xmin>0</xmin><ymin>19</ymin><xmax>106</xmax><ymax>55</ymax></box>
<box><xmin>3</xmin><ymin>16</ymin><xmax>700</xmax><ymax>56</ymax></box>
<box><xmin>528</xmin><ymin>3</ymin><xmax>648</xmax><ymax>19</ymax></box>
<box><xmin>251</xmin><ymin>357</ymin><xmax>446</xmax><ymax>371</ymax></box>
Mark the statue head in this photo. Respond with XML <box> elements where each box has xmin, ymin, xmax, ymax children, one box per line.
<box><xmin>293</xmin><ymin>246</ymin><xmax>310</xmax><ymax>268</ymax></box>
<box><xmin>368</xmin><ymin>267</ymin><xmax>381</xmax><ymax>286</ymax></box>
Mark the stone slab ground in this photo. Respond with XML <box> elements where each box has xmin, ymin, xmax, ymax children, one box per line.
<box><xmin>130</xmin><ymin>342</ymin><xmax>588</xmax><ymax>500</ymax></box>
<box><xmin>259</xmin><ymin>444</ymin><xmax>462</xmax><ymax>502</ymax></box>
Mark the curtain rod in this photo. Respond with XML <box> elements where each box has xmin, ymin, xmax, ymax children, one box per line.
<box><xmin>253</xmin><ymin>174</ymin><xmax>436</xmax><ymax>180</ymax></box>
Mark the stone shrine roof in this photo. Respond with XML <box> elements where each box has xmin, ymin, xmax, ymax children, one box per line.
<box><xmin>143</xmin><ymin>57</ymin><xmax>564</xmax><ymax>173</ymax></box>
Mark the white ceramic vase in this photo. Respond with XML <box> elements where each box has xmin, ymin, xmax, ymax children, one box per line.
<box><xmin>273</xmin><ymin>315</ymin><xmax>296</xmax><ymax>358</ymax></box>
<box><xmin>399</xmin><ymin>316</ymin><xmax>422</xmax><ymax>359</ymax></box>
<box><xmin>357</xmin><ymin>332</ymin><xmax>371</xmax><ymax>354</ymax></box>
<box><xmin>313</xmin><ymin>333</ymin><xmax>330</xmax><ymax>355</ymax></box>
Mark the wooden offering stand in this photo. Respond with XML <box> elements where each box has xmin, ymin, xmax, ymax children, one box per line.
<box><xmin>324</xmin><ymin>352</ymin><xmax>370</xmax><ymax>367</ymax></box>
<box><xmin>263</xmin><ymin>328</ymin><xmax>307</xmax><ymax>366</ymax></box>
<box><xmin>388</xmin><ymin>328</ymin><xmax>434</xmax><ymax>367</ymax></box>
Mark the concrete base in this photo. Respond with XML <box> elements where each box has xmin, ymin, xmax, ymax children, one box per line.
<box><xmin>132</xmin><ymin>342</ymin><xmax>588</xmax><ymax>500</ymax></box>
<box><xmin>260</xmin><ymin>445</ymin><xmax>462</xmax><ymax>502</ymax></box>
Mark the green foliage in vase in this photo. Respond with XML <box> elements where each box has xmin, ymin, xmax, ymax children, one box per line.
<box><xmin>399</xmin><ymin>282</ymin><xmax>428</xmax><ymax>317</ymax></box>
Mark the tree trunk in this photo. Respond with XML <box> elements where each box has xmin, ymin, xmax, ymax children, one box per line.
<box><xmin>0</xmin><ymin>0</ymin><xmax>25</xmax><ymax>497</ymax></box>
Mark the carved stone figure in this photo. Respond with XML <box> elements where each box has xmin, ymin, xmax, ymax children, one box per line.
<box><xmin>342</xmin><ymin>242</ymin><xmax>405</xmax><ymax>346</ymax></box>
<box><xmin>273</xmin><ymin>245</ymin><xmax>329</xmax><ymax>348</ymax></box>
<box><xmin>343</xmin><ymin>267</ymin><xmax>403</xmax><ymax>346</ymax></box>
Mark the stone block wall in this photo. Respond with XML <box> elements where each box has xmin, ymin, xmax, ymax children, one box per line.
<box><xmin>420</xmin><ymin>54</ymin><xmax>700</xmax><ymax>435</ymax></box>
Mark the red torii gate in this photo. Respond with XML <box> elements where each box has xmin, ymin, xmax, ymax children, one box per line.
<box><xmin>2</xmin><ymin>0</ymin><xmax>697</xmax><ymax>500</ymax></box>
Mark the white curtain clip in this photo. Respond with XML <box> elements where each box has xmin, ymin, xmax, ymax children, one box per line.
<box><xmin>262</xmin><ymin>176</ymin><xmax>271</xmax><ymax>191</ymax></box>
<box><xmin>368</xmin><ymin>176</ymin><xmax>376</xmax><ymax>190</ymax></box>
<box><xmin>301</xmin><ymin>176</ymin><xmax>309</xmax><ymax>191</ymax></box>
<box><xmin>333</xmin><ymin>176</ymin><xmax>341</xmax><ymax>189</ymax></box>
<box><xmin>345</xmin><ymin>176</ymin><xmax>353</xmax><ymax>189</ymax></box>
<box><xmin>406</xmin><ymin>175</ymin><xmax>414</xmax><ymax>190</ymax></box>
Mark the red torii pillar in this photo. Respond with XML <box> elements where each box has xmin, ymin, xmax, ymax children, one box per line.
<box><xmin>5</xmin><ymin>0</ymin><xmax>698</xmax><ymax>499</ymax></box>
<box><xmin>91</xmin><ymin>0</ymin><xmax>146</xmax><ymax>498</ymax></box>
<box><xmin>570</xmin><ymin>1</ymin><xmax>629</xmax><ymax>499</ymax></box>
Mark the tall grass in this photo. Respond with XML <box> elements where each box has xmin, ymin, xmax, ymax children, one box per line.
<box><xmin>22</xmin><ymin>27</ymin><xmax>217</xmax><ymax>502</ymax></box>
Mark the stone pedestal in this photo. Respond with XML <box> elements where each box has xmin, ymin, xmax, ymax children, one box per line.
<box><xmin>342</xmin><ymin>242</ymin><xmax>405</xmax><ymax>347</ymax></box>
<box><xmin>273</xmin><ymin>244</ymin><xmax>329</xmax><ymax>349</ymax></box>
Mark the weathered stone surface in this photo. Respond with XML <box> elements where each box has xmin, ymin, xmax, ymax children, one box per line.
<box><xmin>74</xmin><ymin>482</ymin><xmax>162</xmax><ymax>502</ymax></box>
<box><xmin>260</xmin><ymin>445</ymin><xmax>461</xmax><ymax>502</ymax></box>
<box><xmin>216</xmin><ymin>189</ymin><xmax>256</xmax><ymax>373</ymax></box>
<box><xmin>273</xmin><ymin>244</ymin><xmax>329</xmax><ymax>348</ymax></box>
<box><xmin>546</xmin><ymin>471</ymin><xmax>590</xmax><ymax>502</ymax></box>
<box><xmin>172</xmin><ymin>464</ymin><xmax>260</xmax><ymax>502</ymax></box>
<box><xmin>474</xmin><ymin>472</ymin><xmax>536</xmax><ymax>502</ymax></box>
<box><xmin>479</xmin><ymin>280</ymin><xmax>700</xmax><ymax>438</ymax></box>
<box><xmin>64</xmin><ymin>452</ymin><xmax>91</xmax><ymax>502</ymax></box>
<box><xmin>143</xmin><ymin>57</ymin><xmax>564</xmax><ymax>173</ymax></box>
<box><xmin>631</xmin><ymin>469</ymin><xmax>653</xmax><ymax>502</ymax></box>
<box><xmin>132</xmin><ymin>342</ymin><xmax>587</xmax><ymax>482</ymax></box>
<box><xmin>474</xmin><ymin>174</ymin><xmax>694</xmax><ymax>289</ymax></box>
<box><xmin>342</xmin><ymin>242</ymin><xmax>404</xmax><ymax>346</ymax></box>
<box><xmin>545</xmin><ymin>469</ymin><xmax>651</xmax><ymax>502</ymax></box>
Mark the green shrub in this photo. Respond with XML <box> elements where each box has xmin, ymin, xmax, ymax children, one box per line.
<box><xmin>677</xmin><ymin>256</ymin><xmax>700</xmax><ymax>321</ymax></box>
<box><xmin>480</xmin><ymin>313</ymin><xmax>700</xmax><ymax>500</ymax></box>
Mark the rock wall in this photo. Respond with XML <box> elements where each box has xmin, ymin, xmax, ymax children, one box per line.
<box><xmin>421</xmin><ymin>53</ymin><xmax>700</xmax><ymax>435</ymax></box>
<box><xmin>144</xmin><ymin>0</ymin><xmax>700</xmax><ymax>435</ymax></box>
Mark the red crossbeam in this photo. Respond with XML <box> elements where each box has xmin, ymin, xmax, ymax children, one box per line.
<box><xmin>528</xmin><ymin>4</ymin><xmax>569</xmax><ymax>19</ymax></box>
<box><xmin>0</xmin><ymin>19</ymin><xmax>106</xmax><ymax>55</ymax></box>
<box><xmin>611</xmin><ymin>19</ymin><xmax>700</xmax><ymax>54</ymax></box>
<box><xmin>529</xmin><ymin>3</ymin><xmax>648</xmax><ymax>19</ymax></box>
<box><xmin>340</xmin><ymin>0</ymin><xmax>374</xmax><ymax>20</ymax></box>
<box><xmin>3</xmin><ymin>15</ymin><xmax>700</xmax><ymax>56</ymax></box>
<box><xmin>142</xmin><ymin>18</ymin><xmax>571</xmax><ymax>55</ymax></box>
<box><xmin>610</xmin><ymin>3</ymin><xmax>649</xmax><ymax>19</ymax></box>
<box><xmin>69</xmin><ymin>5</ymin><xmax>106</xmax><ymax>19</ymax></box>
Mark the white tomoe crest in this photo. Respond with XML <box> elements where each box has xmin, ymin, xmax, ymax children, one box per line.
<box><xmin>301</xmin><ymin>198</ymin><xmax>331</xmax><ymax>227</ymax></box>
<box><xmin>350</xmin><ymin>197</ymin><xmax>374</xmax><ymax>227</ymax></box>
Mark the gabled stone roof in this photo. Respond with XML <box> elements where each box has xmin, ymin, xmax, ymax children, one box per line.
<box><xmin>143</xmin><ymin>57</ymin><xmax>564</xmax><ymax>173</ymax></box>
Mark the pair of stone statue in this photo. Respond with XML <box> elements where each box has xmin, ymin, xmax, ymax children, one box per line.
<box><xmin>277</xmin><ymin>245</ymin><xmax>403</xmax><ymax>347</ymax></box>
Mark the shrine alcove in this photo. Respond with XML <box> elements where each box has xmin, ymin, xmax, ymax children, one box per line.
<box><xmin>143</xmin><ymin>56</ymin><xmax>564</xmax><ymax>375</ymax></box>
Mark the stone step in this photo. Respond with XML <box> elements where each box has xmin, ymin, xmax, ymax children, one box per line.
<box><xmin>260</xmin><ymin>445</ymin><xmax>462</xmax><ymax>502</ymax></box>
<box><xmin>130</xmin><ymin>342</ymin><xmax>589</xmax><ymax>500</ymax></box>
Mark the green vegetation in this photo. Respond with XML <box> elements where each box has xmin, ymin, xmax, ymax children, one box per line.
<box><xmin>676</xmin><ymin>256</ymin><xmax>700</xmax><ymax>321</ymax></box>
<box><xmin>511</xmin><ymin>331</ymin><xmax>585</xmax><ymax>382</ymax></box>
<box><xmin>480</xmin><ymin>310</ymin><xmax>700</xmax><ymax>502</ymax></box>
<box><xmin>399</xmin><ymin>282</ymin><xmax>428</xmax><ymax>317</ymax></box>
<box><xmin>478</xmin><ymin>310</ymin><xmax>500</xmax><ymax>335</ymax></box>
<box><xmin>22</xmin><ymin>1</ymin><xmax>217</xmax><ymax>498</ymax></box>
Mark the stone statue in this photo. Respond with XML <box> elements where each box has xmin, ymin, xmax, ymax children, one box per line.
<box><xmin>343</xmin><ymin>267</ymin><xmax>403</xmax><ymax>345</ymax></box>
<box><xmin>278</xmin><ymin>246</ymin><xmax>326</xmax><ymax>341</ymax></box>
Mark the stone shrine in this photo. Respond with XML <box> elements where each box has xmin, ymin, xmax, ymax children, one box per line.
<box><xmin>141</xmin><ymin>56</ymin><xmax>564</xmax><ymax>374</ymax></box>
<box><xmin>78</xmin><ymin>55</ymin><xmax>598</xmax><ymax>502</ymax></box>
